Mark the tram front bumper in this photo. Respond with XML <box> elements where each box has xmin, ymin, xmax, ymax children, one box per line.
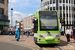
<box><xmin>37</xmin><ymin>38</ymin><xmax>60</xmax><ymax>44</ymax></box>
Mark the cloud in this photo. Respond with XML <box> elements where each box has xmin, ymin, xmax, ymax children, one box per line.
<box><xmin>9</xmin><ymin>11</ymin><xmax>26</xmax><ymax>26</ymax></box>
<box><xmin>9</xmin><ymin>11</ymin><xmax>34</xmax><ymax>26</ymax></box>
<box><xmin>8</xmin><ymin>0</ymin><xmax>40</xmax><ymax>27</ymax></box>
<box><xmin>28</xmin><ymin>14</ymin><xmax>33</xmax><ymax>16</ymax></box>
<box><xmin>9</xmin><ymin>0</ymin><xmax>16</xmax><ymax>7</ymax></box>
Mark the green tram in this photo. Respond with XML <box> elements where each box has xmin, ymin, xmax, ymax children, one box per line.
<box><xmin>32</xmin><ymin>11</ymin><xmax>60</xmax><ymax>44</ymax></box>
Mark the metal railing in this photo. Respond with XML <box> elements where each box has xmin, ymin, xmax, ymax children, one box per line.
<box><xmin>0</xmin><ymin>14</ymin><xmax>8</xmax><ymax>19</ymax></box>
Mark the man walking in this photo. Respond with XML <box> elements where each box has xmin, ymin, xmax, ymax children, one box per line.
<box><xmin>66</xmin><ymin>27</ymin><xmax>72</xmax><ymax>43</ymax></box>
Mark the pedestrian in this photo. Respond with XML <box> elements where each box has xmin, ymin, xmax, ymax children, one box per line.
<box><xmin>66</xmin><ymin>27</ymin><xmax>72</xmax><ymax>43</ymax></box>
<box><xmin>16</xmin><ymin>28</ymin><xmax>20</xmax><ymax>41</ymax></box>
<box><xmin>0</xmin><ymin>30</ymin><xmax>1</xmax><ymax>35</ymax></box>
<box><xmin>21</xmin><ymin>29</ymin><xmax>24</xmax><ymax>38</ymax></box>
<box><xmin>27</xmin><ymin>30</ymin><xmax>30</xmax><ymax>37</ymax></box>
<box><xmin>9</xmin><ymin>29</ymin><xmax>12</xmax><ymax>35</ymax></box>
<box><xmin>72</xmin><ymin>27</ymin><xmax>75</xmax><ymax>43</ymax></box>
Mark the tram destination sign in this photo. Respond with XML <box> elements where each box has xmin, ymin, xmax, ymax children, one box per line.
<box><xmin>39</xmin><ymin>11</ymin><xmax>57</xmax><ymax>15</ymax></box>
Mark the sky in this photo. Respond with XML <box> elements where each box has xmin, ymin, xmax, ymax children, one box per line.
<box><xmin>8</xmin><ymin>0</ymin><xmax>40</xmax><ymax>26</ymax></box>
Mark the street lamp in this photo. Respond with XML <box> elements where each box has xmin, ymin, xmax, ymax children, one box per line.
<box><xmin>11</xmin><ymin>8</ymin><xmax>13</xmax><ymax>28</ymax></box>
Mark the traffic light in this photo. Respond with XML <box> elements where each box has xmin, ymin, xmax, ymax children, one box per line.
<box><xmin>62</xmin><ymin>20</ymin><xmax>65</xmax><ymax>23</ymax></box>
<box><xmin>61</xmin><ymin>19</ymin><xmax>65</xmax><ymax>25</ymax></box>
<box><xmin>32</xmin><ymin>19</ymin><xmax>35</xmax><ymax>23</ymax></box>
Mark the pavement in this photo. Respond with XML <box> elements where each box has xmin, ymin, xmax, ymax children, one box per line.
<box><xmin>0</xmin><ymin>42</ymin><xmax>32</xmax><ymax>50</ymax></box>
<box><xmin>0</xmin><ymin>35</ymin><xmax>75</xmax><ymax>50</ymax></box>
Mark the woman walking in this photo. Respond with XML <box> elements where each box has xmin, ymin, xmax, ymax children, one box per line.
<box><xmin>16</xmin><ymin>28</ymin><xmax>20</xmax><ymax>41</ymax></box>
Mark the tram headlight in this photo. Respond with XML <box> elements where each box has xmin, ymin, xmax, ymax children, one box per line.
<box><xmin>39</xmin><ymin>34</ymin><xmax>44</xmax><ymax>38</ymax></box>
<box><xmin>56</xmin><ymin>34</ymin><xmax>59</xmax><ymax>38</ymax></box>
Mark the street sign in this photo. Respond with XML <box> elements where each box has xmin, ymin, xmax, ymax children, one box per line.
<box><xmin>11</xmin><ymin>26</ymin><xmax>13</xmax><ymax>28</ymax></box>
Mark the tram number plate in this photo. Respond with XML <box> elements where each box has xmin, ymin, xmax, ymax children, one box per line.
<box><xmin>47</xmin><ymin>34</ymin><xmax>51</xmax><ymax>36</ymax></box>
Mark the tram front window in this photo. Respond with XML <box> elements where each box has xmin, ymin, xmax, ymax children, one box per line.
<box><xmin>39</xmin><ymin>11</ymin><xmax>58</xmax><ymax>31</ymax></box>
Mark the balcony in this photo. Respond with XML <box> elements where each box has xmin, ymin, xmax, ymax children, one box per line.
<box><xmin>0</xmin><ymin>14</ymin><xmax>8</xmax><ymax>19</ymax></box>
<box><xmin>0</xmin><ymin>14</ymin><xmax>9</xmax><ymax>22</ymax></box>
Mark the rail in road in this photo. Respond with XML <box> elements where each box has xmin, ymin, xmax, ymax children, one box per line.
<box><xmin>0</xmin><ymin>40</ymin><xmax>40</xmax><ymax>50</ymax></box>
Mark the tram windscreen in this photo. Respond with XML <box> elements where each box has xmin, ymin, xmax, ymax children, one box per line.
<box><xmin>39</xmin><ymin>11</ymin><xmax>58</xmax><ymax>30</ymax></box>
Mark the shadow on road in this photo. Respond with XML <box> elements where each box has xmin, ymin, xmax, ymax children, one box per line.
<box><xmin>37</xmin><ymin>40</ymin><xmax>68</xmax><ymax>48</ymax></box>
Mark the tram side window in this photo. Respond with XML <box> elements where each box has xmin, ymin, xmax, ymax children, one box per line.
<box><xmin>34</xmin><ymin>20</ymin><xmax>38</xmax><ymax>33</ymax></box>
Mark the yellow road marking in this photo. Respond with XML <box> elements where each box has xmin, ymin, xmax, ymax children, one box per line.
<box><xmin>0</xmin><ymin>41</ymin><xmax>39</xmax><ymax>50</ymax></box>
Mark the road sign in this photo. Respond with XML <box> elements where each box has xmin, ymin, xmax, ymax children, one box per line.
<box><xmin>11</xmin><ymin>26</ymin><xmax>13</xmax><ymax>28</ymax></box>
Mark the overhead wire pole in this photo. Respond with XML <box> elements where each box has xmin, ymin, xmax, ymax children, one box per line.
<box><xmin>11</xmin><ymin>8</ymin><xmax>13</xmax><ymax>29</ymax></box>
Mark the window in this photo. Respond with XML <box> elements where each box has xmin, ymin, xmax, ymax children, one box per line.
<box><xmin>50</xmin><ymin>0</ymin><xmax>52</xmax><ymax>4</ymax></box>
<box><xmin>41</xmin><ymin>0</ymin><xmax>43</xmax><ymax>2</ymax></box>
<box><xmin>60</xmin><ymin>6</ymin><xmax>62</xmax><ymax>10</ymax></box>
<box><xmin>60</xmin><ymin>14</ymin><xmax>62</xmax><ymax>17</ymax></box>
<box><xmin>67</xmin><ymin>14</ymin><xmax>68</xmax><ymax>17</ymax></box>
<box><xmin>71</xmin><ymin>0</ymin><xmax>73</xmax><ymax>3</ymax></box>
<box><xmin>63</xmin><ymin>6</ymin><xmax>65</xmax><ymax>10</ymax></box>
<box><xmin>56</xmin><ymin>7</ymin><xmax>58</xmax><ymax>10</ymax></box>
<box><xmin>69</xmin><ymin>0</ymin><xmax>70</xmax><ymax>3</ymax></box>
<box><xmin>63</xmin><ymin>14</ymin><xmax>65</xmax><ymax>17</ymax></box>
<box><xmin>74</xmin><ymin>8</ymin><xmax>75</xmax><ymax>11</ymax></box>
<box><xmin>53</xmin><ymin>0</ymin><xmax>55</xmax><ymax>3</ymax></box>
<box><xmin>45</xmin><ymin>1</ymin><xmax>49</xmax><ymax>6</ymax></box>
<box><xmin>53</xmin><ymin>7</ymin><xmax>55</xmax><ymax>10</ymax></box>
<box><xmin>0</xmin><ymin>0</ymin><xmax>4</xmax><ymax>4</ymax></box>
<box><xmin>63</xmin><ymin>0</ymin><xmax>65</xmax><ymax>3</ymax></box>
<box><xmin>0</xmin><ymin>8</ymin><xmax>4</xmax><ymax>15</ymax></box>
<box><xmin>59</xmin><ymin>0</ymin><xmax>62</xmax><ymax>3</ymax></box>
<box><xmin>72</xmin><ymin>7</ymin><xmax>74</xmax><ymax>11</ymax></box>
<box><xmin>66</xmin><ymin>0</ymin><xmax>68</xmax><ymax>3</ymax></box>
<box><xmin>39</xmin><ymin>11</ymin><xmax>58</xmax><ymax>31</ymax></box>
<box><xmin>66</xmin><ymin>6</ymin><xmax>68</xmax><ymax>10</ymax></box>
<box><xmin>50</xmin><ymin>7</ymin><xmax>52</xmax><ymax>10</ymax></box>
<box><xmin>69</xmin><ymin>7</ymin><xmax>70</xmax><ymax>10</ymax></box>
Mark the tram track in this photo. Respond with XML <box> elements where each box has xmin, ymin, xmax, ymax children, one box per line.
<box><xmin>55</xmin><ymin>46</ymin><xmax>63</xmax><ymax>50</ymax></box>
<box><xmin>38</xmin><ymin>44</ymin><xmax>63</xmax><ymax>50</ymax></box>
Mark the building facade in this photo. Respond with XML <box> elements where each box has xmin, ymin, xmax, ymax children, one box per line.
<box><xmin>21</xmin><ymin>15</ymin><xmax>34</xmax><ymax>31</ymax></box>
<box><xmin>41</xmin><ymin>0</ymin><xmax>75</xmax><ymax>32</ymax></box>
<box><xmin>0</xmin><ymin>0</ymin><xmax>9</xmax><ymax>31</ymax></box>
